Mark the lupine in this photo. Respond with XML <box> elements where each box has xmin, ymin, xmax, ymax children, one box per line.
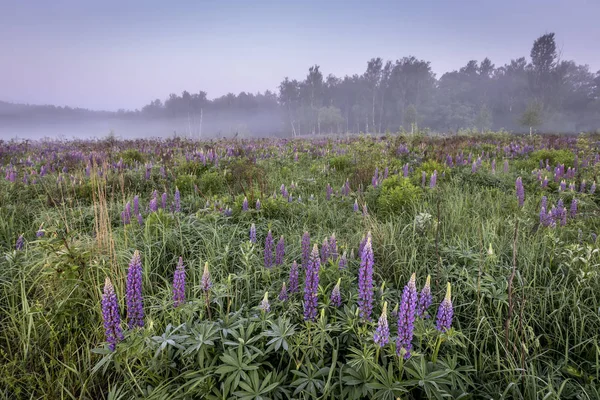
<box><xmin>149</xmin><ymin>196</ymin><xmax>158</xmax><ymax>213</ymax></box>
<box><xmin>259</xmin><ymin>292</ymin><xmax>270</xmax><ymax>313</ymax></box>
<box><xmin>559</xmin><ymin>180</ymin><xmax>566</xmax><ymax>191</ymax></box>
<box><xmin>491</xmin><ymin>159</ymin><xmax>496</xmax><ymax>173</ymax></box>
<box><xmin>330</xmin><ymin>278</ymin><xmax>342</xmax><ymax>307</ymax></box>
<box><xmin>338</xmin><ymin>251</ymin><xmax>347</xmax><ymax>270</ymax></box>
<box><xmin>329</xmin><ymin>233</ymin><xmax>337</xmax><ymax>261</ymax></box>
<box><xmin>172</xmin><ymin>257</ymin><xmax>186</xmax><ymax>307</ymax></box>
<box><xmin>256</xmin><ymin>199</ymin><xmax>261</xmax><ymax>210</ymax></box>
<box><xmin>161</xmin><ymin>192</ymin><xmax>167</xmax><ymax>209</ymax></box>
<box><xmin>353</xmin><ymin>199</ymin><xmax>359</xmax><ymax>212</ymax></box>
<box><xmin>580</xmin><ymin>180</ymin><xmax>586</xmax><ymax>193</ymax></box>
<box><xmin>358</xmin><ymin>235</ymin><xmax>374</xmax><ymax>320</ymax></box>
<box><xmin>326</xmin><ymin>183</ymin><xmax>333</xmax><ymax>200</ymax></box>
<box><xmin>174</xmin><ymin>187</ymin><xmax>181</xmax><ymax>212</ymax></box>
<box><xmin>303</xmin><ymin>244</ymin><xmax>321</xmax><ymax>321</ymax></box>
<box><xmin>396</xmin><ymin>273</ymin><xmax>417</xmax><ymax>359</ymax></box>
<box><xmin>429</xmin><ymin>170</ymin><xmax>437</xmax><ymax>188</ymax></box>
<box><xmin>542</xmin><ymin>176</ymin><xmax>548</xmax><ymax>188</ymax></box>
<box><xmin>276</xmin><ymin>235</ymin><xmax>285</xmax><ymax>265</ymax></box>
<box><xmin>373</xmin><ymin>302</ymin><xmax>390</xmax><ymax>347</ymax></box>
<box><xmin>503</xmin><ymin>160</ymin><xmax>509</xmax><ymax>173</ymax></box>
<box><xmin>201</xmin><ymin>262</ymin><xmax>212</xmax><ymax>292</ymax></box>
<box><xmin>133</xmin><ymin>195</ymin><xmax>140</xmax><ymax>215</ymax></box>
<box><xmin>570</xmin><ymin>198</ymin><xmax>578</xmax><ymax>218</ymax></box>
<box><xmin>249</xmin><ymin>223</ymin><xmax>257</xmax><ymax>243</ymax></box>
<box><xmin>242</xmin><ymin>197</ymin><xmax>248</xmax><ymax>211</ymax></box>
<box><xmin>403</xmin><ymin>163</ymin><xmax>409</xmax><ymax>177</ymax></box>
<box><xmin>36</xmin><ymin>225</ymin><xmax>44</xmax><ymax>238</ymax></box>
<box><xmin>302</xmin><ymin>231</ymin><xmax>311</xmax><ymax>269</ymax></box>
<box><xmin>101</xmin><ymin>277</ymin><xmax>123</xmax><ymax>351</ymax></box>
<box><xmin>289</xmin><ymin>261</ymin><xmax>299</xmax><ymax>293</ymax></box>
<box><xmin>416</xmin><ymin>275</ymin><xmax>432</xmax><ymax>318</ymax></box>
<box><xmin>126</xmin><ymin>250</ymin><xmax>144</xmax><ymax>328</ymax></box>
<box><xmin>321</xmin><ymin>237</ymin><xmax>329</xmax><ymax>263</ymax></box>
<box><xmin>362</xmin><ymin>204</ymin><xmax>368</xmax><ymax>216</ymax></box>
<box><xmin>278</xmin><ymin>282</ymin><xmax>288</xmax><ymax>301</ymax></box>
<box><xmin>515</xmin><ymin>177</ymin><xmax>524</xmax><ymax>207</ymax></box>
<box><xmin>436</xmin><ymin>282</ymin><xmax>454</xmax><ymax>332</ymax></box>
<box><xmin>136</xmin><ymin>213</ymin><xmax>144</xmax><ymax>226</ymax></box>
<box><xmin>264</xmin><ymin>230</ymin><xmax>274</xmax><ymax>268</ymax></box>
<box><xmin>16</xmin><ymin>234</ymin><xmax>24</xmax><ymax>250</ymax></box>
<box><xmin>590</xmin><ymin>181</ymin><xmax>596</xmax><ymax>194</ymax></box>
<box><xmin>122</xmin><ymin>201</ymin><xmax>131</xmax><ymax>225</ymax></box>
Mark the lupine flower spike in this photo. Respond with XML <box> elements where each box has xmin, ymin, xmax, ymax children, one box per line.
<box><xmin>301</xmin><ymin>231</ymin><xmax>311</xmax><ymax>269</ymax></box>
<box><xmin>416</xmin><ymin>275</ymin><xmax>432</xmax><ymax>318</ymax></box>
<box><xmin>101</xmin><ymin>277</ymin><xmax>123</xmax><ymax>351</ymax></box>
<box><xmin>358</xmin><ymin>235</ymin><xmax>374</xmax><ymax>320</ymax></box>
<box><xmin>201</xmin><ymin>262</ymin><xmax>212</xmax><ymax>292</ymax></box>
<box><xmin>330</xmin><ymin>278</ymin><xmax>342</xmax><ymax>307</ymax></box>
<box><xmin>126</xmin><ymin>250</ymin><xmax>144</xmax><ymax>328</ymax></box>
<box><xmin>436</xmin><ymin>282</ymin><xmax>454</xmax><ymax>332</ymax></box>
<box><xmin>259</xmin><ymin>292</ymin><xmax>270</xmax><ymax>313</ymax></box>
<box><xmin>289</xmin><ymin>261</ymin><xmax>299</xmax><ymax>293</ymax></box>
<box><xmin>264</xmin><ymin>230</ymin><xmax>274</xmax><ymax>268</ymax></box>
<box><xmin>396</xmin><ymin>273</ymin><xmax>417</xmax><ymax>359</ymax></box>
<box><xmin>172</xmin><ymin>257</ymin><xmax>186</xmax><ymax>307</ymax></box>
<box><xmin>373</xmin><ymin>302</ymin><xmax>390</xmax><ymax>347</ymax></box>
<box><xmin>249</xmin><ymin>223</ymin><xmax>257</xmax><ymax>243</ymax></box>
<box><xmin>279</xmin><ymin>282</ymin><xmax>288</xmax><ymax>301</ymax></box>
<box><xmin>276</xmin><ymin>235</ymin><xmax>285</xmax><ymax>265</ymax></box>
<box><xmin>303</xmin><ymin>244</ymin><xmax>321</xmax><ymax>321</ymax></box>
<box><xmin>515</xmin><ymin>177</ymin><xmax>524</xmax><ymax>207</ymax></box>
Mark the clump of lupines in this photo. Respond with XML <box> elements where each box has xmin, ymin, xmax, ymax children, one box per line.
<box><xmin>416</xmin><ymin>275</ymin><xmax>432</xmax><ymax>318</ymax></box>
<box><xmin>358</xmin><ymin>234</ymin><xmax>374</xmax><ymax>320</ymax></box>
<box><xmin>396</xmin><ymin>273</ymin><xmax>417</xmax><ymax>359</ymax></box>
<box><xmin>515</xmin><ymin>177</ymin><xmax>524</xmax><ymax>207</ymax></box>
<box><xmin>16</xmin><ymin>234</ymin><xmax>24</xmax><ymax>250</ymax></box>
<box><xmin>126</xmin><ymin>250</ymin><xmax>144</xmax><ymax>328</ymax></box>
<box><xmin>330</xmin><ymin>278</ymin><xmax>342</xmax><ymax>307</ymax></box>
<box><xmin>264</xmin><ymin>230</ymin><xmax>274</xmax><ymax>268</ymax></box>
<box><xmin>436</xmin><ymin>283</ymin><xmax>454</xmax><ymax>332</ymax></box>
<box><xmin>201</xmin><ymin>262</ymin><xmax>212</xmax><ymax>292</ymax></box>
<box><xmin>338</xmin><ymin>251</ymin><xmax>347</xmax><ymax>270</ymax></box>
<box><xmin>242</xmin><ymin>196</ymin><xmax>248</xmax><ymax>211</ymax></box>
<box><xmin>301</xmin><ymin>231</ymin><xmax>311</xmax><ymax>269</ymax></box>
<box><xmin>278</xmin><ymin>282</ymin><xmax>288</xmax><ymax>301</ymax></box>
<box><xmin>101</xmin><ymin>277</ymin><xmax>123</xmax><ymax>351</ymax></box>
<box><xmin>172</xmin><ymin>257</ymin><xmax>186</xmax><ymax>307</ymax></box>
<box><xmin>303</xmin><ymin>244</ymin><xmax>321</xmax><ymax>321</ymax></box>
<box><xmin>276</xmin><ymin>235</ymin><xmax>285</xmax><ymax>265</ymax></box>
<box><xmin>373</xmin><ymin>302</ymin><xmax>390</xmax><ymax>347</ymax></box>
<box><xmin>249</xmin><ymin>223</ymin><xmax>257</xmax><ymax>243</ymax></box>
<box><xmin>289</xmin><ymin>261</ymin><xmax>299</xmax><ymax>293</ymax></box>
<box><xmin>174</xmin><ymin>187</ymin><xmax>181</xmax><ymax>212</ymax></box>
<box><xmin>259</xmin><ymin>292</ymin><xmax>270</xmax><ymax>313</ymax></box>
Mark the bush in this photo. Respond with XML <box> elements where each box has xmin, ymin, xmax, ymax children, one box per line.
<box><xmin>377</xmin><ymin>175</ymin><xmax>421</xmax><ymax>216</ymax></box>
<box><xmin>119</xmin><ymin>149</ymin><xmax>146</xmax><ymax>165</ymax></box>
<box><xmin>199</xmin><ymin>171</ymin><xmax>226</xmax><ymax>195</ymax></box>
<box><xmin>330</xmin><ymin>155</ymin><xmax>353</xmax><ymax>172</ymax></box>
<box><xmin>529</xmin><ymin>149</ymin><xmax>575</xmax><ymax>167</ymax></box>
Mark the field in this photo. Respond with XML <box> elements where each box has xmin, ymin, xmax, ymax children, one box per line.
<box><xmin>0</xmin><ymin>132</ymin><xmax>599</xmax><ymax>399</ymax></box>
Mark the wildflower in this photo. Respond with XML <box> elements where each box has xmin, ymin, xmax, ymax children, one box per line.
<box><xmin>515</xmin><ymin>177</ymin><xmax>524</xmax><ymax>207</ymax></box>
<box><xmin>338</xmin><ymin>251</ymin><xmax>347</xmax><ymax>270</ymax></box>
<box><xmin>321</xmin><ymin>237</ymin><xmax>329</xmax><ymax>263</ymax></box>
<box><xmin>36</xmin><ymin>225</ymin><xmax>44</xmax><ymax>238</ymax></box>
<box><xmin>122</xmin><ymin>202</ymin><xmax>131</xmax><ymax>225</ymax></box>
<box><xmin>559</xmin><ymin>180</ymin><xmax>566</xmax><ymax>191</ymax></box>
<box><xmin>259</xmin><ymin>292</ymin><xmax>270</xmax><ymax>313</ymax></box>
<box><xmin>330</xmin><ymin>278</ymin><xmax>342</xmax><ymax>307</ymax></box>
<box><xmin>329</xmin><ymin>233</ymin><xmax>337</xmax><ymax>261</ymax></box>
<box><xmin>491</xmin><ymin>159</ymin><xmax>496</xmax><ymax>173</ymax></box>
<box><xmin>590</xmin><ymin>181</ymin><xmax>596</xmax><ymax>195</ymax></box>
<box><xmin>276</xmin><ymin>235</ymin><xmax>285</xmax><ymax>265</ymax></box>
<box><xmin>353</xmin><ymin>199</ymin><xmax>359</xmax><ymax>212</ymax></box>
<box><xmin>570</xmin><ymin>198</ymin><xmax>577</xmax><ymax>218</ymax></box>
<box><xmin>126</xmin><ymin>250</ymin><xmax>144</xmax><ymax>328</ymax></box>
<box><xmin>133</xmin><ymin>195</ymin><xmax>140</xmax><ymax>215</ymax></box>
<box><xmin>242</xmin><ymin>197</ymin><xmax>248</xmax><ymax>211</ymax></box>
<box><xmin>362</xmin><ymin>204</ymin><xmax>368</xmax><ymax>216</ymax></box>
<box><xmin>373</xmin><ymin>302</ymin><xmax>390</xmax><ymax>347</ymax></box>
<box><xmin>249</xmin><ymin>223</ymin><xmax>257</xmax><ymax>243</ymax></box>
<box><xmin>278</xmin><ymin>282</ymin><xmax>288</xmax><ymax>301</ymax></box>
<box><xmin>303</xmin><ymin>244</ymin><xmax>321</xmax><ymax>321</ymax></box>
<box><xmin>436</xmin><ymin>283</ymin><xmax>454</xmax><ymax>332</ymax></box>
<box><xmin>396</xmin><ymin>273</ymin><xmax>417</xmax><ymax>359</ymax></box>
<box><xmin>264</xmin><ymin>230</ymin><xmax>274</xmax><ymax>269</ymax></box>
<box><xmin>429</xmin><ymin>170</ymin><xmax>437</xmax><ymax>188</ymax></box>
<box><xmin>101</xmin><ymin>277</ymin><xmax>123</xmax><ymax>351</ymax></box>
<box><xmin>326</xmin><ymin>183</ymin><xmax>333</xmax><ymax>200</ymax></box>
<box><xmin>172</xmin><ymin>257</ymin><xmax>186</xmax><ymax>307</ymax></box>
<box><xmin>174</xmin><ymin>187</ymin><xmax>181</xmax><ymax>212</ymax></box>
<box><xmin>416</xmin><ymin>275</ymin><xmax>432</xmax><ymax>318</ymax></box>
<box><xmin>16</xmin><ymin>234</ymin><xmax>24</xmax><ymax>251</ymax></box>
<box><xmin>580</xmin><ymin>180</ymin><xmax>586</xmax><ymax>193</ymax></box>
<box><xmin>358</xmin><ymin>235</ymin><xmax>374</xmax><ymax>320</ymax></box>
<box><xmin>161</xmin><ymin>192</ymin><xmax>167</xmax><ymax>209</ymax></box>
<box><xmin>301</xmin><ymin>231</ymin><xmax>310</xmax><ymax>269</ymax></box>
<box><xmin>201</xmin><ymin>262</ymin><xmax>212</xmax><ymax>292</ymax></box>
<box><xmin>256</xmin><ymin>199</ymin><xmax>261</xmax><ymax>210</ymax></box>
<box><xmin>136</xmin><ymin>213</ymin><xmax>144</xmax><ymax>226</ymax></box>
<box><xmin>403</xmin><ymin>163</ymin><xmax>409</xmax><ymax>177</ymax></box>
<box><xmin>289</xmin><ymin>261</ymin><xmax>299</xmax><ymax>293</ymax></box>
<box><xmin>503</xmin><ymin>160</ymin><xmax>509</xmax><ymax>173</ymax></box>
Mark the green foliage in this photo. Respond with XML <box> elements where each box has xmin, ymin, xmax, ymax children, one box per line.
<box><xmin>377</xmin><ymin>176</ymin><xmax>421</xmax><ymax>216</ymax></box>
<box><xmin>119</xmin><ymin>149</ymin><xmax>146</xmax><ymax>165</ymax></box>
<box><xmin>199</xmin><ymin>171</ymin><xmax>227</xmax><ymax>195</ymax></box>
<box><xmin>329</xmin><ymin>155</ymin><xmax>353</xmax><ymax>172</ymax></box>
<box><xmin>529</xmin><ymin>148</ymin><xmax>575</xmax><ymax>167</ymax></box>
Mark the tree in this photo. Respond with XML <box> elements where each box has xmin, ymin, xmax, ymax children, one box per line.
<box><xmin>520</xmin><ymin>102</ymin><xmax>543</xmax><ymax>135</ymax></box>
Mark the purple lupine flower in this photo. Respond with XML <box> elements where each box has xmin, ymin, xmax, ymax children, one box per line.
<box><xmin>276</xmin><ymin>235</ymin><xmax>285</xmax><ymax>265</ymax></box>
<box><xmin>278</xmin><ymin>282</ymin><xmax>288</xmax><ymax>302</ymax></box>
<box><xmin>249</xmin><ymin>223</ymin><xmax>257</xmax><ymax>243</ymax></box>
<box><xmin>289</xmin><ymin>261</ymin><xmax>299</xmax><ymax>293</ymax></box>
<box><xmin>172</xmin><ymin>257</ymin><xmax>186</xmax><ymax>307</ymax></box>
<box><xmin>136</xmin><ymin>213</ymin><xmax>144</xmax><ymax>226</ymax></box>
<box><xmin>101</xmin><ymin>277</ymin><xmax>123</xmax><ymax>351</ymax></box>
<box><xmin>329</xmin><ymin>233</ymin><xmax>337</xmax><ymax>261</ymax></box>
<box><xmin>201</xmin><ymin>262</ymin><xmax>212</xmax><ymax>292</ymax></box>
<box><xmin>580</xmin><ymin>180</ymin><xmax>586</xmax><ymax>193</ymax></box>
<box><xmin>403</xmin><ymin>163</ymin><xmax>409</xmax><ymax>177</ymax></box>
<box><xmin>302</xmin><ymin>231</ymin><xmax>310</xmax><ymax>269</ymax></box>
<box><xmin>471</xmin><ymin>162</ymin><xmax>477</xmax><ymax>173</ymax></box>
<box><xmin>358</xmin><ymin>234</ymin><xmax>367</xmax><ymax>260</ymax></box>
<box><xmin>362</xmin><ymin>204</ymin><xmax>368</xmax><ymax>216</ymax></box>
<box><xmin>503</xmin><ymin>160</ymin><xmax>509</xmax><ymax>173</ymax></box>
<box><xmin>396</xmin><ymin>273</ymin><xmax>417</xmax><ymax>359</ymax></box>
<box><xmin>358</xmin><ymin>235</ymin><xmax>374</xmax><ymax>320</ymax></box>
<box><xmin>568</xmin><ymin>182</ymin><xmax>576</xmax><ymax>192</ymax></box>
<box><xmin>326</xmin><ymin>183</ymin><xmax>333</xmax><ymax>200</ymax></box>
<box><xmin>353</xmin><ymin>199</ymin><xmax>359</xmax><ymax>212</ymax></box>
<box><xmin>303</xmin><ymin>244</ymin><xmax>321</xmax><ymax>321</ymax></box>
<box><xmin>373</xmin><ymin>302</ymin><xmax>390</xmax><ymax>347</ymax></box>
<box><xmin>174</xmin><ymin>187</ymin><xmax>181</xmax><ymax>212</ymax></box>
<box><xmin>330</xmin><ymin>278</ymin><xmax>342</xmax><ymax>307</ymax></box>
<box><xmin>321</xmin><ymin>237</ymin><xmax>330</xmax><ymax>263</ymax></box>
<box><xmin>264</xmin><ymin>230</ymin><xmax>274</xmax><ymax>269</ymax></box>
<box><xmin>491</xmin><ymin>159</ymin><xmax>496</xmax><ymax>173</ymax></box>
<box><xmin>416</xmin><ymin>275</ymin><xmax>432</xmax><ymax>318</ymax></box>
<box><xmin>436</xmin><ymin>283</ymin><xmax>454</xmax><ymax>332</ymax></box>
<box><xmin>242</xmin><ymin>197</ymin><xmax>248</xmax><ymax>211</ymax></box>
<box><xmin>161</xmin><ymin>192</ymin><xmax>167</xmax><ymax>209</ymax></box>
<box><xmin>559</xmin><ymin>180</ymin><xmax>566</xmax><ymax>192</ymax></box>
<box><xmin>429</xmin><ymin>170</ymin><xmax>437</xmax><ymax>188</ymax></box>
<box><xmin>542</xmin><ymin>176</ymin><xmax>548</xmax><ymax>188</ymax></box>
<box><xmin>149</xmin><ymin>197</ymin><xmax>158</xmax><ymax>213</ymax></box>
<box><xmin>590</xmin><ymin>181</ymin><xmax>596</xmax><ymax>195</ymax></box>
<box><xmin>36</xmin><ymin>225</ymin><xmax>44</xmax><ymax>238</ymax></box>
<box><xmin>338</xmin><ymin>251</ymin><xmax>347</xmax><ymax>270</ymax></box>
<box><xmin>126</xmin><ymin>250</ymin><xmax>144</xmax><ymax>328</ymax></box>
<box><xmin>16</xmin><ymin>234</ymin><xmax>24</xmax><ymax>251</ymax></box>
<box><xmin>133</xmin><ymin>195</ymin><xmax>140</xmax><ymax>215</ymax></box>
<box><xmin>515</xmin><ymin>177</ymin><xmax>524</xmax><ymax>207</ymax></box>
<box><xmin>259</xmin><ymin>292</ymin><xmax>270</xmax><ymax>313</ymax></box>
<box><xmin>570</xmin><ymin>198</ymin><xmax>578</xmax><ymax>218</ymax></box>
<box><xmin>256</xmin><ymin>199</ymin><xmax>261</xmax><ymax>210</ymax></box>
<box><xmin>122</xmin><ymin>201</ymin><xmax>131</xmax><ymax>225</ymax></box>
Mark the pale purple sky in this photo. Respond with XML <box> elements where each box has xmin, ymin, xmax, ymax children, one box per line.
<box><xmin>1</xmin><ymin>0</ymin><xmax>599</xmax><ymax>111</ymax></box>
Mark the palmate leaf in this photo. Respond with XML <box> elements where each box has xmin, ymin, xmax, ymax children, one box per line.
<box><xmin>215</xmin><ymin>346</ymin><xmax>261</xmax><ymax>393</ymax></box>
<box><xmin>263</xmin><ymin>317</ymin><xmax>296</xmax><ymax>352</ymax></box>
<box><xmin>403</xmin><ymin>356</ymin><xmax>452</xmax><ymax>399</ymax></box>
<box><xmin>367</xmin><ymin>363</ymin><xmax>407</xmax><ymax>400</ymax></box>
<box><xmin>233</xmin><ymin>371</ymin><xmax>280</xmax><ymax>400</ymax></box>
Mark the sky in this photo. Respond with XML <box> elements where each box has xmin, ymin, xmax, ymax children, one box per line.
<box><xmin>1</xmin><ymin>0</ymin><xmax>599</xmax><ymax>111</ymax></box>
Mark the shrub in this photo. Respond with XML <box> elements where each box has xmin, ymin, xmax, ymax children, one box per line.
<box><xmin>199</xmin><ymin>171</ymin><xmax>226</xmax><ymax>195</ymax></box>
<box><xmin>377</xmin><ymin>176</ymin><xmax>421</xmax><ymax>216</ymax></box>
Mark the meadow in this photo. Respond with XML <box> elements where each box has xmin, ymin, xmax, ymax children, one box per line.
<box><xmin>0</xmin><ymin>132</ymin><xmax>599</xmax><ymax>399</ymax></box>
